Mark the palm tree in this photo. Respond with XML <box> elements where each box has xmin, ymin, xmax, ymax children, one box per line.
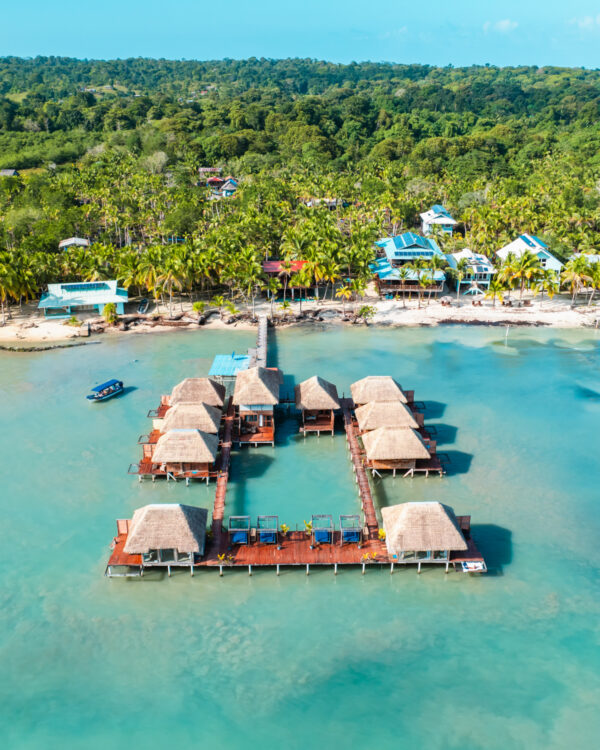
<box><xmin>484</xmin><ymin>278</ymin><xmax>505</xmax><ymax>307</ymax></box>
<box><xmin>586</xmin><ymin>261</ymin><xmax>600</xmax><ymax>306</ymax></box>
<box><xmin>509</xmin><ymin>251</ymin><xmax>543</xmax><ymax>303</ymax></box>
<box><xmin>335</xmin><ymin>285</ymin><xmax>352</xmax><ymax>316</ymax></box>
<box><xmin>396</xmin><ymin>267</ymin><xmax>410</xmax><ymax>307</ymax></box>
<box><xmin>453</xmin><ymin>258</ymin><xmax>470</xmax><ymax>303</ymax></box>
<box><xmin>277</xmin><ymin>259</ymin><xmax>293</xmax><ymax>303</ymax></box>
<box><xmin>265</xmin><ymin>277</ymin><xmax>282</xmax><ymax>320</ymax></box>
<box><xmin>561</xmin><ymin>256</ymin><xmax>592</xmax><ymax>308</ymax></box>
<box><xmin>533</xmin><ymin>269</ymin><xmax>558</xmax><ymax>307</ymax></box>
<box><xmin>211</xmin><ymin>294</ymin><xmax>226</xmax><ymax>320</ymax></box>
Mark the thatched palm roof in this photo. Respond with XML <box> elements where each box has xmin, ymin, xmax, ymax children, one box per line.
<box><xmin>355</xmin><ymin>400</ymin><xmax>418</xmax><ymax>431</ymax></box>
<box><xmin>295</xmin><ymin>375</ymin><xmax>340</xmax><ymax>410</ymax></box>
<box><xmin>169</xmin><ymin>378</ymin><xmax>225</xmax><ymax>407</ymax></box>
<box><xmin>350</xmin><ymin>376</ymin><xmax>407</xmax><ymax>405</ymax></box>
<box><xmin>361</xmin><ymin>427</ymin><xmax>430</xmax><ymax>460</ymax></box>
<box><xmin>152</xmin><ymin>429</ymin><xmax>218</xmax><ymax>464</ymax></box>
<box><xmin>381</xmin><ymin>502</ymin><xmax>467</xmax><ymax>552</ymax></box>
<box><xmin>162</xmin><ymin>403</ymin><xmax>222</xmax><ymax>434</ymax></box>
<box><xmin>124</xmin><ymin>504</ymin><xmax>208</xmax><ymax>554</ymax></box>
<box><xmin>233</xmin><ymin>366</ymin><xmax>280</xmax><ymax>406</ymax></box>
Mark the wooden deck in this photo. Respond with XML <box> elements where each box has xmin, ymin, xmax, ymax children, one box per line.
<box><xmin>212</xmin><ymin>397</ymin><xmax>235</xmax><ymax>535</ymax></box>
<box><xmin>341</xmin><ymin>398</ymin><xmax>379</xmax><ymax>539</ymax></box>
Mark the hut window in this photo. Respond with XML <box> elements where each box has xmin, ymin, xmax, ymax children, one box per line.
<box><xmin>401</xmin><ymin>551</ymin><xmax>416</xmax><ymax>560</ymax></box>
<box><xmin>160</xmin><ymin>548</ymin><xmax>176</xmax><ymax>562</ymax></box>
<box><xmin>416</xmin><ymin>551</ymin><xmax>431</xmax><ymax>560</ymax></box>
<box><xmin>143</xmin><ymin>550</ymin><xmax>159</xmax><ymax>563</ymax></box>
<box><xmin>177</xmin><ymin>551</ymin><xmax>192</xmax><ymax>563</ymax></box>
<box><xmin>433</xmin><ymin>550</ymin><xmax>448</xmax><ymax>560</ymax></box>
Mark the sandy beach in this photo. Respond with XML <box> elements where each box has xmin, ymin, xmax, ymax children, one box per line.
<box><xmin>0</xmin><ymin>292</ymin><xmax>598</xmax><ymax>345</ymax></box>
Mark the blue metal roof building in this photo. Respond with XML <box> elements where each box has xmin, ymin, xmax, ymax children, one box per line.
<box><xmin>376</xmin><ymin>233</ymin><xmax>444</xmax><ymax>265</ymax></box>
<box><xmin>38</xmin><ymin>281</ymin><xmax>128</xmax><ymax>318</ymax></box>
<box><xmin>208</xmin><ymin>353</ymin><xmax>250</xmax><ymax>381</ymax></box>
<box><xmin>371</xmin><ymin>258</ymin><xmax>446</xmax><ymax>283</ymax></box>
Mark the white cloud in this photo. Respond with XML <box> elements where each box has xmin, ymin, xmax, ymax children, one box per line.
<box><xmin>568</xmin><ymin>15</ymin><xmax>600</xmax><ymax>30</ymax></box>
<box><xmin>380</xmin><ymin>27</ymin><xmax>408</xmax><ymax>39</ymax></box>
<box><xmin>483</xmin><ymin>19</ymin><xmax>519</xmax><ymax>34</ymax></box>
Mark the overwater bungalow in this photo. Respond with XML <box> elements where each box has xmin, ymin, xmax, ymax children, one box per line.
<box><xmin>105</xmin><ymin>503</ymin><xmax>208</xmax><ymax>577</ymax></box>
<box><xmin>381</xmin><ymin>501</ymin><xmax>486</xmax><ymax>573</ymax></box>
<box><xmin>295</xmin><ymin>375</ymin><xmax>340</xmax><ymax>435</ymax></box>
<box><xmin>232</xmin><ymin>366</ymin><xmax>281</xmax><ymax>446</ymax></box>
<box><xmin>361</xmin><ymin>426</ymin><xmax>430</xmax><ymax>477</ymax></box>
<box><xmin>142</xmin><ymin>402</ymin><xmax>223</xmax><ymax>445</ymax></box>
<box><xmin>350</xmin><ymin>376</ymin><xmax>413</xmax><ymax>406</ymax></box>
<box><xmin>355</xmin><ymin>400</ymin><xmax>422</xmax><ymax>432</ymax></box>
<box><xmin>141</xmin><ymin>428</ymin><xmax>219</xmax><ymax>481</ymax></box>
<box><xmin>148</xmin><ymin>377</ymin><xmax>226</xmax><ymax>420</ymax></box>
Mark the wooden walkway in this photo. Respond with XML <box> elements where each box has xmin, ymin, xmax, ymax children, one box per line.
<box><xmin>212</xmin><ymin>397</ymin><xmax>235</xmax><ymax>535</ymax></box>
<box><xmin>341</xmin><ymin>398</ymin><xmax>379</xmax><ymax>539</ymax></box>
<box><xmin>248</xmin><ymin>314</ymin><xmax>268</xmax><ymax>368</ymax></box>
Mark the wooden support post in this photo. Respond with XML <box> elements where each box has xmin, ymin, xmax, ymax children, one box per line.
<box><xmin>138</xmin><ymin>476</ymin><xmax>142</xmax><ymax>483</ymax></box>
<box><xmin>168</xmin><ymin>565</ymin><xmax>172</xmax><ymax>577</ymax></box>
<box><xmin>185</xmin><ymin>477</ymin><xmax>190</xmax><ymax>486</ymax></box>
<box><xmin>219</xmin><ymin>565</ymin><xmax>223</xmax><ymax>577</ymax></box>
<box><xmin>190</xmin><ymin>565</ymin><xmax>194</xmax><ymax>577</ymax></box>
<box><xmin>390</xmin><ymin>563</ymin><xmax>394</xmax><ymax>574</ymax></box>
<box><xmin>276</xmin><ymin>564</ymin><xmax>280</xmax><ymax>576</ymax></box>
<box><xmin>306</xmin><ymin>563</ymin><xmax>310</xmax><ymax>575</ymax></box>
<box><xmin>248</xmin><ymin>565</ymin><xmax>252</xmax><ymax>576</ymax></box>
<box><xmin>445</xmin><ymin>561</ymin><xmax>449</xmax><ymax>573</ymax></box>
<box><xmin>362</xmin><ymin>562</ymin><xmax>366</xmax><ymax>575</ymax></box>
<box><xmin>417</xmin><ymin>561</ymin><xmax>421</xmax><ymax>574</ymax></box>
<box><xmin>334</xmin><ymin>563</ymin><xmax>338</xmax><ymax>575</ymax></box>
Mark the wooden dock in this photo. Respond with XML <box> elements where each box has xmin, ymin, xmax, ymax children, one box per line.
<box><xmin>341</xmin><ymin>398</ymin><xmax>379</xmax><ymax>540</ymax></box>
<box><xmin>212</xmin><ymin>397</ymin><xmax>235</xmax><ymax>535</ymax></box>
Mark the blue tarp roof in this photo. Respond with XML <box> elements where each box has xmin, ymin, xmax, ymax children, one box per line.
<box><xmin>92</xmin><ymin>379</ymin><xmax>122</xmax><ymax>392</ymax></box>
<box><xmin>208</xmin><ymin>353</ymin><xmax>250</xmax><ymax>377</ymax></box>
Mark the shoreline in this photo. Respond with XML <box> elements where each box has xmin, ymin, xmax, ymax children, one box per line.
<box><xmin>0</xmin><ymin>295</ymin><xmax>598</xmax><ymax>345</ymax></box>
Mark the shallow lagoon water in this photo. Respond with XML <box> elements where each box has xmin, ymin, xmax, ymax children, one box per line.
<box><xmin>1</xmin><ymin>325</ymin><xmax>599</xmax><ymax>749</ymax></box>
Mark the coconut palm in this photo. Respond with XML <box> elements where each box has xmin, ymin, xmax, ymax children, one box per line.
<box><xmin>561</xmin><ymin>256</ymin><xmax>592</xmax><ymax>308</ymax></box>
<box><xmin>335</xmin><ymin>285</ymin><xmax>352</xmax><ymax>316</ymax></box>
<box><xmin>484</xmin><ymin>278</ymin><xmax>506</xmax><ymax>307</ymax></box>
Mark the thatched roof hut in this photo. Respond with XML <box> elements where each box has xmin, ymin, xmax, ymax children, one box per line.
<box><xmin>152</xmin><ymin>429</ymin><xmax>219</xmax><ymax>464</ymax></box>
<box><xmin>162</xmin><ymin>403</ymin><xmax>222</xmax><ymax>434</ymax></box>
<box><xmin>170</xmin><ymin>378</ymin><xmax>225</xmax><ymax>407</ymax></box>
<box><xmin>124</xmin><ymin>504</ymin><xmax>208</xmax><ymax>554</ymax></box>
<box><xmin>294</xmin><ymin>376</ymin><xmax>340</xmax><ymax>411</ymax></box>
<box><xmin>361</xmin><ymin>427</ymin><xmax>430</xmax><ymax>461</ymax></box>
<box><xmin>233</xmin><ymin>367</ymin><xmax>280</xmax><ymax>406</ymax></box>
<box><xmin>355</xmin><ymin>400</ymin><xmax>418</xmax><ymax>431</ymax></box>
<box><xmin>381</xmin><ymin>502</ymin><xmax>467</xmax><ymax>553</ymax></box>
<box><xmin>350</xmin><ymin>376</ymin><xmax>407</xmax><ymax>405</ymax></box>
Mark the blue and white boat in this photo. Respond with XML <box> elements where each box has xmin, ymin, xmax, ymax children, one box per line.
<box><xmin>86</xmin><ymin>379</ymin><xmax>124</xmax><ymax>402</ymax></box>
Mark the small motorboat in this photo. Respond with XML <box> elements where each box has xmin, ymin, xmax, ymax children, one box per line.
<box><xmin>86</xmin><ymin>379</ymin><xmax>124</xmax><ymax>402</ymax></box>
<box><xmin>138</xmin><ymin>298</ymin><xmax>149</xmax><ymax>314</ymax></box>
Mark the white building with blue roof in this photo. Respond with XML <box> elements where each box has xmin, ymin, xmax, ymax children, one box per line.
<box><xmin>445</xmin><ymin>248</ymin><xmax>495</xmax><ymax>291</ymax></box>
<box><xmin>420</xmin><ymin>205</ymin><xmax>457</xmax><ymax>235</ymax></box>
<box><xmin>496</xmin><ymin>234</ymin><xmax>563</xmax><ymax>275</ymax></box>
<box><xmin>38</xmin><ymin>281</ymin><xmax>128</xmax><ymax>318</ymax></box>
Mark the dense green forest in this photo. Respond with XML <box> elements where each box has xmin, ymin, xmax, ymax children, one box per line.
<box><xmin>1</xmin><ymin>57</ymin><xmax>600</xmax><ymax>313</ymax></box>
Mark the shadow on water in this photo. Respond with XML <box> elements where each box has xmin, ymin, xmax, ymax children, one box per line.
<box><xmin>443</xmin><ymin>450</ymin><xmax>473</xmax><ymax>476</ymax></box>
<box><xmin>471</xmin><ymin>523</ymin><xmax>513</xmax><ymax>575</ymax></box>
<box><xmin>228</xmin><ymin>451</ymin><xmax>276</xmax><ymax>516</ymax></box>
<box><xmin>422</xmin><ymin>400</ymin><xmax>446</xmax><ymax>419</ymax></box>
<box><xmin>431</xmin><ymin>423</ymin><xmax>457</xmax><ymax>445</ymax></box>
<box><xmin>573</xmin><ymin>384</ymin><xmax>600</xmax><ymax>401</ymax></box>
<box><xmin>121</xmin><ymin>386</ymin><xmax>138</xmax><ymax>396</ymax></box>
<box><xmin>266</xmin><ymin>322</ymin><xmax>279</xmax><ymax>369</ymax></box>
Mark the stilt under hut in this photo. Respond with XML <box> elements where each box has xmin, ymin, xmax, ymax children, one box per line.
<box><xmin>294</xmin><ymin>375</ymin><xmax>340</xmax><ymax>435</ymax></box>
<box><xmin>355</xmin><ymin>400</ymin><xmax>421</xmax><ymax>432</ymax></box>
<box><xmin>118</xmin><ymin>504</ymin><xmax>208</xmax><ymax>575</ymax></box>
<box><xmin>350</xmin><ymin>376</ymin><xmax>412</xmax><ymax>406</ymax></box>
<box><xmin>151</xmin><ymin>428</ymin><xmax>219</xmax><ymax>480</ymax></box>
<box><xmin>232</xmin><ymin>366</ymin><xmax>281</xmax><ymax>446</ymax></box>
<box><xmin>381</xmin><ymin>502</ymin><xmax>467</xmax><ymax>571</ymax></box>
<box><xmin>361</xmin><ymin>426</ymin><xmax>430</xmax><ymax>477</ymax></box>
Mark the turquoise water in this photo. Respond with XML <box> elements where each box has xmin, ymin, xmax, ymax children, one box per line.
<box><xmin>1</xmin><ymin>326</ymin><xmax>599</xmax><ymax>750</ymax></box>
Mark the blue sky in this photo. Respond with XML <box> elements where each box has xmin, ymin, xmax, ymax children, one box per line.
<box><xmin>2</xmin><ymin>1</ymin><xmax>600</xmax><ymax>67</ymax></box>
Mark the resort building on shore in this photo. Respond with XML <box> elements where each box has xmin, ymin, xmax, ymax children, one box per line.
<box><xmin>496</xmin><ymin>234</ymin><xmax>563</xmax><ymax>274</ymax></box>
<box><xmin>571</xmin><ymin>252</ymin><xmax>600</xmax><ymax>263</ymax></box>
<box><xmin>381</xmin><ymin>502</ymin><xmax>474</xmax><ymax>571</ymax></box>
<box><xmin>233</xmin><ymin>366</ymin><xmax>281</xmax><ymax>445</ymax></box>
<box><xmin>420</xmin><ymin>204</ymin><xmax>457</xmax><ymax>235</ymax></box>
<box><xmin>351</xmin><ymin>376</ymin><xmax>412</xmax><ymax>406</ymax></box>
<box><xmin>58</xmin><ymin>236</ymin><xmax>90</xmax><ymax>251</ymax></box>
<box><xmin>295</xmin><ymin>375</ymin><xmax>340</xmax><ymax>435</ymax></box>
<box><xmin>38</xmin><ymin>280</ymin><xmax>128</xmax><ymax>318</ymax></box>
<box><xmin>361</xmin><ymin>426</ymin><xmax>431</xmax><ymax>476</ymax></box>
<box><xmin>149</xmin><ymin>428</ymin><xmax>219</xmax><ymax>478</ymax></box>
<box><xmin>262</xmin><ymin>260</ymin><xmax>311</xmax><ymax>298</ymax></box>
<box><xmin>0</xmin><ymin>168</ymin><xmax>19</xmax><ymax>177</ymax></box>
<box><xmin>355</xmin><ymin>400</ymin><xmax>421</xmax><ymax>432</ymax></box>
<box><xmin>445</xmin><ymin>247</ymin><xmax>495</xmax><ymax>291</ymax></box>
<box><xmin>114</xmin><ymin>504</ymin><xmax>208</xmax><ymax>575</ymax></box>
<box><xmin>373</xmin><ymin>232</ymin><xmax>446</xmax><ymax>297</ymax></box>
